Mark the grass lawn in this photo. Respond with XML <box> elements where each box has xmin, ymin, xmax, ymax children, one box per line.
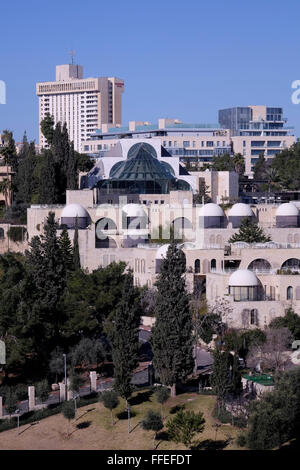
<box><xmin>0</xmin><ymin>390</ymin><xmax>244</xmax><ymax>450</ymax></box>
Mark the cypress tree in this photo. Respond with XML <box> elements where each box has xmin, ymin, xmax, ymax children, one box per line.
<box><xmin>38</xmin><ymin>150</ymin><xmax>56</xmax><ymax>204</ymax></box>
<box><xmin>109</xmin><ymin>271</ymin><xmax>141</xmax><ymax>402</ymax></box>
<box><xmin>67</xmin><ymin>141</ymin><xmax>77</xmax><ymax>190</ymax></box>
<box><xmin>210</xmin><ymin>348</ymin><xmax>231</xmax><ymax>412</ymax></box>
<box><xmin>151</xmin><ymin>243</ymin><xmax>194</xmax><ymax>396</ymax></box>
<box><xmin>73</xmin><ymin>217</ymin><xmax>81</xmax><ymax>270</ymax></box>
<box><xmin>59</xmin><ymin>228</ymin><xmax>74</xmax><ymax>271</ymax></box>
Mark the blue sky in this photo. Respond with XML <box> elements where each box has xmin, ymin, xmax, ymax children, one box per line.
<box><xmin>1</xmin><ymin>0</ymin><xmax>300</xmax><ymax>142</ymax></box>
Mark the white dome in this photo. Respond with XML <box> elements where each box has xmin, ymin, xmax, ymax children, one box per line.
<box><xmin>199</xmin><ymin>203</ymin><xmax>224</xmax><ymax>217</ymax></box>
<box><xmin>228</xmin><ymin>203</ymin><xmax>254</xmax><ymax>217</ymax></box>
<box><xmin>122</xmin><ymin>203</ymin><xmax>147</xmax><ymax>218</ymax></box>
<box><xmin>61</xmin><ymin>204</ymin><xmax>89</xmax><ymax>218</ymax></box>
<box><xmin>155</xmin><ymin>244</ymin><xmax>170</xmax><ymax>259</ymax></box>
<box><xmin>228</xmin><ymin>269</ymin><xmax>259</xmax><ymax>287</ymax></box>
<box><xmin>276</xmin><ymin>203</ymin><xmax>299</xmax><ymax>217</ymax></box>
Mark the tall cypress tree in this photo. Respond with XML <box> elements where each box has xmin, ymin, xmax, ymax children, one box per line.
<box><xmin>38</xmin><ymin>150</ymin><xmax>56</xmax><ymax>204</ymax></box>
<box><xmin>25</xmin><ymin>212</ymin><xmax>67</xmax><ymax>349</ymax></box>
<box><xmin>210</xmin><ymin>348</ymin><xmax>231</xmax><ymax>412</ymax></box>
<box><xmin>73</xmin><ymin>217</ymin><xmax>81</xmax><ymax>270</ymax></box>
<box><xmin>40</xmin><ymin>113</ymin><xmax>54</xmax><ymax>146</ymax></box>
<box><xmin>151</xmin><ymin>243</ymin><xmax>194</xmax><ymax>396</ymax></box>
<box><xmin>108</xmin><ymin>271</ymin><xmax>141</xmax><ymax>403</ymax></box>
<box><xmin>59</xmin><ymin>228</ymin><xmax>74</xmax><ymax>271</ymax></box>
<box><xmin>67</xmin><ymin>141</ymin><xmax>77</xmax><ymax>190</ymax></box>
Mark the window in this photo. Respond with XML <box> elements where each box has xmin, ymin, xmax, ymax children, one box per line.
<box><xmin>206</xmin><ymin>141</ymin><xmax>214</xmax><ymax>147</ymax></box>
<box><xmin>0</xmin><ymin>228</ymin><xmax>4</xmax><ymax>240</ymax></box>
<box><xmin>194</xmin><ymin>259</ymin><xmax>200</xmax><ymax>273</ymax></box>
<box><xmin>250</xmin><ymin>309</ymin><xmax>257</xmax><ymax>325</ymax></box>
<box><xmin>183</xmin><ymin>141</ymin><xmax>190</xmax><ymax>147</ymax></box>
<box><xmin>287</xmin><ymin>286</ymin><xmax>293</xmax><ymax>300</ymax></box>
<box><xmin>211</xmin><ymin>259</ymin><xmax>216</xmax><ymax>271</ymax></box>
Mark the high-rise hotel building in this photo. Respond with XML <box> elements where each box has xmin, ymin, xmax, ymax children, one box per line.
<box><xmin>36</xmin><ymin>64</ymin><xmax>124</xmax><ymax>152</ymax></box>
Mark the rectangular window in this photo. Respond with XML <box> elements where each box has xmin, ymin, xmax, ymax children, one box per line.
<box><xmin>206</xmin><ymin>141</ymin><xmax>214</xmax><ymax>147</ymax></box>
<box><xmin>183</xmin><ymin>141</ymin><xmax>190</xmax><ymax>147</ymax></box>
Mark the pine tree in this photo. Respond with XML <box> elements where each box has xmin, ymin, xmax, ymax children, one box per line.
<box><xmin>150</xmin><ymin>243</ymin><xmax>194</xmax><ymax>396</ymax></box>
<box><xmin>59</xmin><ymin>228</ymin><xmax>74</xmax><ymax>271</ymax></box>
<box><xmin>73</xmin><ymin>217</ymin><xmax>81</xmax><ymax>270</ymax></box>
<box><xmin>108</xmin><ymin>271</ymin><xmax>141</xmax><ymax>402</ymax></box>
<box><xmin>230</xmin><ymin>353</ymin><xmax>243</xmax><ymax>397</ymax></box>
<box><xmin>228</xmin><ymin>218</ymin><xmax>271</xmax><ymax>244</ymax></box>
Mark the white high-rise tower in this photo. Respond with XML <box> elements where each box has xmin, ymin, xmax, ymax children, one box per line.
<box><xmin>36</xmin><ymin>63</ymin><xmax>124</xmax><ymax>152</ymax></box>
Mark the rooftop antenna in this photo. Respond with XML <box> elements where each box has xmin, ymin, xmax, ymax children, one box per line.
<box><xmin>69</xmin><ymin>50</ymin><xmax>75</xmax><ymax>65</ymax></box>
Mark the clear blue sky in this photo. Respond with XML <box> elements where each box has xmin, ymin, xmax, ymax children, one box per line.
<box><xmin>1</xmin><ymin>0</ymin><xmax>300</xmax><ymax>143</ymax></box>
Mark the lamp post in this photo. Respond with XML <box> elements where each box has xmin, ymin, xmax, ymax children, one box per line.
<box><xmin>15</xmin><ymin>408</ymin><xmax>20</xmax><ymax>435</ymax></box>
<box><xmin>63</xmin><ymin>353</ymin><xmax>67</xmax><ymax>401</ymax></box>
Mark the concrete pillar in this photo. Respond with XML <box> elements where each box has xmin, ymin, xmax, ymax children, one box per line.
<box><xmin>0</xmin><ymin>396</ymin><xmax>3</xmax><ymax>418</ymax></box>
<box><xmin>90</xmin><ymin>371</ymin><xmax>97</xmax><ymax>392</ymax></box>
<box><xmin>59</xmin><ymin>383</ymin><xmax>66</xmax><ymax>402</ymax></box>
<box><xmin>67</xmin><ymin>378</ymin><xmax>73</xmax><ymax>400</ymax></box>
<box><xmin>28</xmin><ymin>386</ymin><xmax>35</xmax><ymax>411</ymax></box>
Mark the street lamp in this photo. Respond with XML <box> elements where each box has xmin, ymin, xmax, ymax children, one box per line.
<box><xmin>63</xmin><ymin>353</ymin><xmax>67</xmax><ymax>401</ymax></box>
<box><xmin>15</xmin><ymin>408</ymin><xmax>20</xmax><ymax>435</ymax></box>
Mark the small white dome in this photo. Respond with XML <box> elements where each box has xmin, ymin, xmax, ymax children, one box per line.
<box><xmin>228</xmin><ymin>203</ymin><xmax>254</xmax><ymax>217</ymax></box>
<box><xmin>122</xmin><ymin>203</ymin><xmax>147</xmax><ymax>218</ymax></box>
<box><xmin>61</xmin><ymin>204</ymin><xmax>89</xmax><ymax>218</ymax></box>
<box><xmin>199</xmin><ymin>203</ymin><xmax>224</xmax><ymax>217</ymax></box>
<box><xmin>155</xmin><ymin>244</ymin><xmax>170</xmax><ymax>259</ymax></box>
<box><xmin>228</xmin><ymin>269</ymin><xmax>259</xmax><ymax>287</ymax></box>
<box><xmin>276</xmin><ymin>203</ymin><xmax>299</xmax><ymax>217</ymax></box>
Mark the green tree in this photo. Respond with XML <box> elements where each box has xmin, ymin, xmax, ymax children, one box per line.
<box><xmin>109</xmin><ymin>271</ymin><xmax>141</xmax><ymax>403</ymax></box>
<box><xmin>151</xmin><ymin>243</ymin><xmax>194</xmax><ymax>396</ymax></box>
<box><xmin>4</xmin><ymin>388</ymin><xmax>18</xmax><ymax>418</ymax></box>
<box><xmin>35</xmin><ymin>379</ymin><xmax>50</xmax><ymax>403</ymax></box>
<box><xmin>269</xmin><ymin>308</ymin><xmax>300</xmax><ymax>340</ymax></box>
<box><xmin>59</xmin><ymin>228</ymin><xmax>74</xmax><ymax>271</ymax></box>
<box><xmin>49</xmin><ymin>347</ymin><xmax>65</xmax><ymax>383</ymax></box>
<box><xmin>38</xmin><ymin>150</ymin><xmax>57</xmax><ymax>204</ymax></box>
<box><xmin>155</xmin><ymin>386</ymin><xmax>170</xmax><ymax>419</ymax></box>
<box><xmin>40</xmin><ymin>113</ymin><xmax>55</xmax><ymax>146</ymax></box>
<box><xmin>232</xmin><ymin>153</ymin><xmax>245</xmax><ymax>176</ymax></box>
<box><xmin>167</xmin><ymin>410</ymin><xmax>205</xmax><ymax>448</ymax></box>
<box><xmin>61</xmin><ymin>400</ymin><xmax>75</xmax><ymax>437</ymax></box>
<box><xmin>67</xmin><ymin>141</ymin><xmax>77</xmax><ymax>190</ymax></box>
<box><xmin>100</xmin><ymin>390</ymin><xmax>120</xmax><ymax>425</ymax></box>
<box><xmin>193</xmin><ymin>179</ymin><xmax>211</xmax><ymax>204</ymax></box>
<box><xmin>210</xmin><ymin>349</ymin><xmax>231</xmax><ymax>412</ymax></box>
<box><xmin>72</xmin><ymin>217</ymin><xmax>81</xmax><ymax>270</ymax></box>
<box><xmin>141</xmin><ymin>410</ymin><xmax>164</xmax><ymax>449</ymax></box>
<box><xmin>246</xmin><ymin>367</ymin><xmax>300</xmax><ymax>449</ymax></box>
<box><xmin>70</xmin><ymin>338</ymin><xmax>106</xmax><ymax>372</ymax></box>
<box><xmin>228</xmin><ymin>217</ymin><xmax>271</xmax><ymax>244</ymax></box>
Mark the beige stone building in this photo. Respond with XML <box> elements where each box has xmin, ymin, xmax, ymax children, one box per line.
<box><xmin>36</xmin><ymin>64</ymin><xmax>124</xmax><ymax>152</ymax></box>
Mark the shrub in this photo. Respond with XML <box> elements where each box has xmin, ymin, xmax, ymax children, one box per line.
<box><xmin>166</xmin><ymin>410</ymin><xmax>205</xmax><ymax>449</ymax></box>
<box><xmin>236</xmin><ymin>433</ymin><xmax>247</xmax><ymax>447</ymax></box>
<box><xmin>7</xmin><ymin>226</ymin><xmax>27</xmax><ymax>242</ymax></box>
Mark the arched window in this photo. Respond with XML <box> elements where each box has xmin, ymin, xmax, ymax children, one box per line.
<box><xmin>250</xmin><ymin>309</ymin><xmax>258</xmax><ymax>325</ymax></box>
<box><xmin>296</xmin><ymin>286</ymin><xmax>300</xmax><ymax>300</ymax></box>
<box><xmin>294</xmin><ymin>234</ymin><xmax>300</xmax><ymax>244</ymax></box>
<box><xmin>0</xmin><ymin>228</ymin><xmax>4</xmax><ymax>240</ymax></box>
<box><xmin>287</xmin><ymin>234</ymin><xmax>293</xmax><ymax>244</ymax></box>
<box><xmin>287</xmin><ymin>286</ymin><xmax>293</xmax><ymax>300</ymax></box>
<box><xmin>211</xmin><ymin>259</ymin><xmax>216</xmax><ymax>271</ymax></box>
<box><xmin>194</xmin><ymin>259</ymin><xmax>200</xmax><ymax>273</ymax></box>
<box><xmin>248</xmin><ymin>259</ymin><xmax>271</xmax><ymax>273</ymax></box>
<box><xmin>141</xmin><ymin>259</ymin><xmax>145</xmax><ymax>274</ymax></box>
<box><xmin>282</xmin><ymin>259</ymin><xmax>300</xmax><ymax>272</ymax></box>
